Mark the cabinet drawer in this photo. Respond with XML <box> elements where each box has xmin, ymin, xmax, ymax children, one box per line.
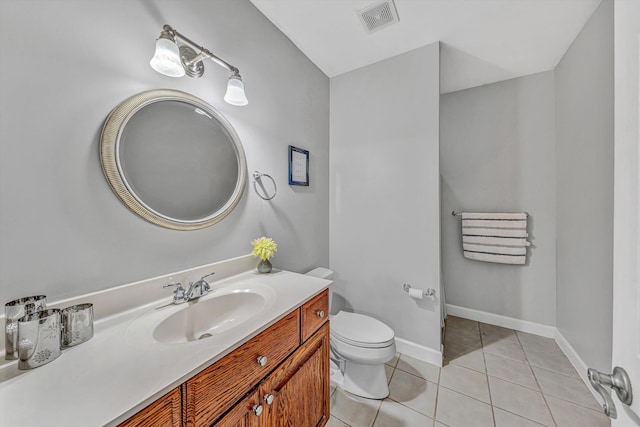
<box><xmin>184</xmin><ymin>309</ymin><xmax>300</xmax><ymax>427</ymax></box>
<box><xmin>301</xmin><ymin>289</ymin><xmax>329</xmax><ymax>342</ymax></box>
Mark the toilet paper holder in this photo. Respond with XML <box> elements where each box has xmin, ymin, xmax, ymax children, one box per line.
<box><xmin>403</xmin><ymin>283</ymin><xmax>435</xmax><ymax>298</ymax></box>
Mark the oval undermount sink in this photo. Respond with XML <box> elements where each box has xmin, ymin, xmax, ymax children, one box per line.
<box><xmin>153</xmin><ymin>292</ymin><xmax>265</xmax><ymax>344</ymax></box>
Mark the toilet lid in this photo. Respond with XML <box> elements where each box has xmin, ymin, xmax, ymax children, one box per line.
<box><xmin>331</xmin><ymin>311</ymin><xmax>395</xmax><ymax>347</ymax></box>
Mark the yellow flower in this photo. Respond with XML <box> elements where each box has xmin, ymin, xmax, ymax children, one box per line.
<box><xmin>251</xmin><ymin>237</ymin><xmax>277</xmax><ymax>261</ymax></box>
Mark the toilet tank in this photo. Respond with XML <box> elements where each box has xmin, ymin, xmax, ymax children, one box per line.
<box><xmin>305</xmin><ymin>267</ymin><xmax>334</xmax><ymax>280</ymax></box>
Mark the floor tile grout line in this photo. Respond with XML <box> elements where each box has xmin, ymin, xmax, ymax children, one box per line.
<box><xmin>493</xmin><ymin>406</ymin><xmax>550</xmax><ymax>427</ymax></box>
<box><xmin>394</xmin><ymin>364</ymin><xmax>439</xmax><ymax>383</ymax></box>
<box><xmin>368</xmin><ymin>362</ymin><xmax>394</xmax><ymax>426</ymax></box>
<box><xmin>537</xmin><ymin>386</ymin><xmax>559</xmax><ymax>426</ymax></box>
<box><xmin>369</xmin><ymin>398</ymin><xmax>382</xmax><ymax>427</ymax></box>
<box><xmin>538</xmin><ymin>390</ymin><xmax>607</xmax><ymax>414</ymax></box>
<box><xmin>516</xmin><ymin>330</ymin><xmax>559</xmax><ymax>427</ymax></box>
<box><xmin>437</xmin><ymin>374</ymin><xmax>502</xmax><ymax>405</ymax></box>
<box><xmin>520</xmin><ymin>342</ymin><xmax>567</xmax><ymax>354</ymax></box>
<box><xmin>385</xmin><ymin>395</ymin><xmax>437</xmax><ymax>421</ymax></box>
<box><xmin>395</xmin><ymin>354</ymin><xmax>440</xmax><ymax>421</ymax></box>
<box><xmin>528</xmin><ymin>362</ymin><xmax>581</xmax><ymax>381</ymax></box>
<box><xmin>331</xmin><ymin>412</ymin><xmax>351</xmax><ymax>427</ymax></box>
<box><xmin>379</xmin><ymin>363</ymin><xmax>436</xmax><ymax>426</ymax></box>
<box><xmin>486</xmin><ymin>372</ymin><xmax>541</xmax><ymax>392</ymax></box>
<box><xmin>434</xmin><ymin>355</ymin><xmax>442</xmax><ymax>425</ymax></box>
<box><xmin>329</xmin><ymin>387</ymin><xmax>352</xmax><ymax>427</ymax></box>
<box><xmin>502</xmin><ymin>325</ymin><xmax>599</xmax><ymax>424</ymax></box>
<box><xmin>433</xmin><ymin>354</ymin><xmax>446</xmax><ymax>426</ymax></box>
<box><xmin>483</xmin><ymin>322</ymin><xmax>556</xmax><ymax>426</ymax></box>
<box><xmin>478</xmin><ymin>320</ymin><xmax>498</xmax><ymax>427</ymax></box>
<box><xmin>447</xmin><ymin>360</ymin><xmax>486</xmax><ymax>375</ymax></box>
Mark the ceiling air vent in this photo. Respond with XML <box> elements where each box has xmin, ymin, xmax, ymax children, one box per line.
<box><xmin>357</xmin><ymin>0</ymin><xmax>400</xmax><ymax>34</ymax></box>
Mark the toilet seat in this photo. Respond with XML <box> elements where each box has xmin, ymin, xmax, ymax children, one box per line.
<box><xmin>331</xmin><ymin>311</ymin><xmax>395</xmax><ymax>348</ymax></box>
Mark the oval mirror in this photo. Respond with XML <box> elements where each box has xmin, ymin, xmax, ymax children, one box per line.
<box><xmin>100</xmin><ymin>89</ymin><xmax>247</xmax><ymax>230</ymax></box>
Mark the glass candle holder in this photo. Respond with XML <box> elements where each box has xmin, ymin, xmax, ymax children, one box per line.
<box><xmin>61</xmin><ymin>303</ymin><xmax>94</xmax><ymax>347</ymax></box>
<box><xmin>17</xmin><ymin>308</ymin><xmax>61</xmax><ymax>370</ymax></box>
<box><xmin>4</xmin><ymin>295</ymin><xmax>47</xmax><ymax>360</ymax></box>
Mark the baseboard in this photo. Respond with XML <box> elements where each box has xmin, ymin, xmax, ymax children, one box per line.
<box><xmin>446</xmin><ymin>304</ymin><xmax>556</xmax><ymax>338</ymax></box>
<box><xmin>395</xmin><ymin>337</ymin><xmax>443</xmax><ymax>367</ymax></box>
<box><xmin>446</xmin><ymin>304</ymin><xmax>602</xmax><ymax>404</ymax></box>
<box><xmin>554</xmin><ymin>330</ymin><xmax>602</xmax><ymax>404</ymax></box>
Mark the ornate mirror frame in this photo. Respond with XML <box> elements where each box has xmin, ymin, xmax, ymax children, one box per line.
<box><xmin>100</xmin><ymin>89</ymin><xmax>247</xmax><ymax>231</ymax></box>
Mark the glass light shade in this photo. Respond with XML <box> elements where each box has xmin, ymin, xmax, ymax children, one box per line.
<box><xmin>224</xmin><ymin>75</ymin><xmax>248</xmax><ymax>106</ymax></box>
<box><xmin>149</xmin><ymin>38</ymin><xmax>185</xmax><ymax>78</ymax></box>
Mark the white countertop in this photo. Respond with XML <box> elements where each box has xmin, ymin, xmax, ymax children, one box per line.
<box><xmin>0</xmin><ymin>265</ymin><xmax>330</xmax><ymax>426</ymax></box>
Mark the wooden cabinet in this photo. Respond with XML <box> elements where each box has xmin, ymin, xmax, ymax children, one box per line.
<box><xmin>117</xmin><ymin>387</ymin><xmax>181</xmax><ymax>427</ymax></box>
<box><xmin>184</xmin><ymin>310</ymin><xmax>300</xmax><ymax>427</ymax></box>
<box><xmin>260</xmin><ymin>322</ymin><xmax>330</xmax><ymax>427</ymax></box>
<box><xmin>212</xmin><ymin>323</ymin><xmax>329</xmax><ymax>427</ymax></box>
<box><xmin>121</xmin><ymin>289</ymin><xmax>329</xmax><ymax>427</ymax></box>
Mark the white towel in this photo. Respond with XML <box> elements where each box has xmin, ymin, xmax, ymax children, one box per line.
<box><xmin>462</xmin><ymin>227</ymin><xmax>528</xmax><ymax>238</ymax></box>
<box><xmin>461</xmin><ymin>212</ymin><xmax>527</xmax><ymax>220</ymax></box>
<box><xmin>463</xmin><ymin>251</ymin><xmax>526</xmax><ymax>265</ymax></box>
<box><xmin>462</xmin><ymin>219</ymin><xmax>527</xmax><ymax>229</ymax></box>
<box><xmin>461</xmin><ymin>212</ymin><xmax>530</xmax><ymax>265</ymax></box>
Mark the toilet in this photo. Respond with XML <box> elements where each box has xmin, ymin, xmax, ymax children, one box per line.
<box><xmin>306</xmin><ymin>268</ymin><xmax>396</xmax><ymax>399</ymax></box>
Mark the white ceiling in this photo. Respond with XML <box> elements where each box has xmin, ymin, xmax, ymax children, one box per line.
<box><xmin>249</xmin><ymin>0</ymin><xmax>601</xmax><ymax>93</ymax></box>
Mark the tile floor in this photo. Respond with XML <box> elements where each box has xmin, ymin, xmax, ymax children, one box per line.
<box><xmin>327</xmin><ymin>316</ymin><xmax>610</xmax><ymax>427</ymax></box>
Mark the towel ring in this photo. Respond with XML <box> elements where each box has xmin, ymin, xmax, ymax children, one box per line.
<box><xmin>253</xmin><ymin>171</ymin><xmax>276</xmax><ymax>200</ymax></box>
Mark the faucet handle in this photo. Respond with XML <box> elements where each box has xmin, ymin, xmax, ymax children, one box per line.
<box><xmin>185</xmin><ymin>272</ymin><xmax>215</xmax><ymax>299</ymax></box>
<box><xmin>163</xmin><ymin>282</ymin><xmax>182</xmax><ymax>289</ymax></box>
<box><xmin>198</xmin><ymin>272</ymin><xmax>215</xmax><ymax>292</ymax></box>
<box><xmin>163</xmin><ymin>282</ymin><xmax>187</xmax><ymax>300</ymax></box>
<box><xmin>201</xmin><ymin>272</ymin><xmax>216</xmax><ymax>282</ymax></box>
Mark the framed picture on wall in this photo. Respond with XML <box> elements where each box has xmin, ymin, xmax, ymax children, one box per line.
<box><xmin>288</xmin><ymin>145</ymin><xmax>309</xmax><ymax>186</ymax></box>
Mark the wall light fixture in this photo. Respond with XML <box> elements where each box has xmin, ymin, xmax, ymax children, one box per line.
<box><xmin>150</xmin><ymin>24</ymin><xmax>248</xmax><ymax>106</ymax></box>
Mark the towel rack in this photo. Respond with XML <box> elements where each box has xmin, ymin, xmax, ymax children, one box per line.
<box><xmin>453</xmin><ymin>210</ymin><xmax>531</xmax><ymax>265</ymax></box>
<box><xmin>451</xmin><ymin>210</ymin><xmax>529</xmax><ymax>217</ymax></box>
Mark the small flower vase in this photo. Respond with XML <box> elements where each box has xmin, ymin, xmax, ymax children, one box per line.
<box><xmin>257</xmin><ymin>259</ymin><xmax>272</xmax><ymax>274</ymax></box>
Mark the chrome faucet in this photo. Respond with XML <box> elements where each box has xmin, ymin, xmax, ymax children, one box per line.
<box><xmin>164</xmin><ymin>272</ymin><xmax>216</xmax><ymax>304</ymax></box>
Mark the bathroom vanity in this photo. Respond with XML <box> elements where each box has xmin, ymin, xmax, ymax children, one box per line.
<box><xmin>119</xmin><ymin>290</ymin><xmax>329</xmax><ymax>427</ymax></box>
<box><xmin>0</xmin><ymin>256</ymin><xmax>331</xmax><ymax>427</ymax></box>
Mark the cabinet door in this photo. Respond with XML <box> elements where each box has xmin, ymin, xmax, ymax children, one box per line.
<box><xmin>261</xmin><ymin>323</ymin><xmax>330</xmax><ymax>427</ymax></box>
<box><xmin>117</xmin><ymin>387</ymin><xmax>181</xmax><ymax>427</ymax></box>
<box><xmin>212</xmin><ymin>390</ymin><xmax>261</xmax><ymax>427</ymax></box>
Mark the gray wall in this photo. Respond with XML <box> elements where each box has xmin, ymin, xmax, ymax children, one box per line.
<box><xmin>555</xmin><ymin>0</ymin><xmax>613</xmax><ymax>372</ymax></box>
<box><xmin>330</xmin><ymin>43</ymin><xmax>441</xmax><ymax>351</ymax></box>
<box><xmin>0</xmin><ymin>0</ymin><xmax>330</xmax><ymax>303</ymax></box>
<box><xmin>440</xmin><ymin>71</ymin><xmax>557</xmax><ymax>326</ymax></box>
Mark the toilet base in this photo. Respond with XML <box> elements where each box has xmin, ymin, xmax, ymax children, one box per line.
<box><xmin>342</xmin><ymin>361</ymin><xmax>389</xmax><ymax>399</ymax></box>
<box><xmin>330</xmin><ymin>359</ymin><xmax>344</xmax><ymax>387</ymax></box>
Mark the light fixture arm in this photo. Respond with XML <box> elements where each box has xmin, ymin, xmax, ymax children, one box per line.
<box><xmin>151</xmin><ymin>24</ymin><xmax>248</xmax><ymax>105</ymax></box>
<box><xmin>162</xmin><ymin>24</ymin><xmax>240</xmax><ymax>76</ymax></box>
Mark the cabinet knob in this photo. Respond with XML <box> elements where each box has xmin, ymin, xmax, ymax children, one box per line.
<box><xmin>264</xmin><ymin>394</ymin><xmax>275</xmax><ymax>405</ymax></box>
<box><xmin>316</xmin><ymin>310</ymin><xmax>325</xmax><ymax>318</ymax></box>
<box><xmin>252</xmin><ymin>404</ymin><xmax>263</xmax><ymax>417</ymax></box>
<box><xmin>257</xmin><ymin>355</ymin><xmax>268</xmax><ymax>366</ymax></box>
